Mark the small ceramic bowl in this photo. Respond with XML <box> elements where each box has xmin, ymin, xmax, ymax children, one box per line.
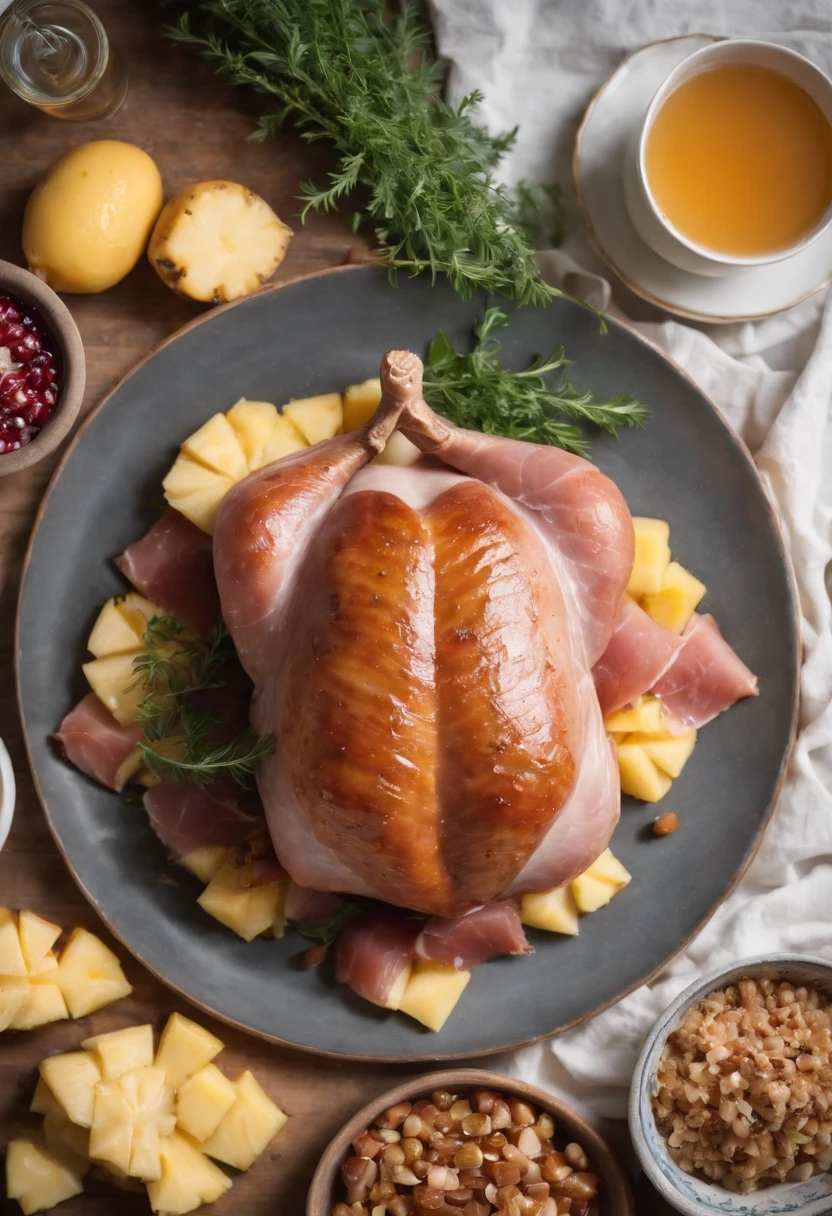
<box><xmin>629</xmin><ymin>954</ymin><xmax>832</xmax><ymax>1215</ymax></box>
<box><xmin>308</xmin><ymin>1067</ymin><xmax>635</xmax><ymax>1215</ymax></box>
<box><xmin>0</xmin><ymin>260</ymin><xmax>85</xmax><ymax>476</ymax></box>
<box><xmin>0</xmin><ymin>738</ymin><xmax>15</xmax><ymax>853</ymax></box>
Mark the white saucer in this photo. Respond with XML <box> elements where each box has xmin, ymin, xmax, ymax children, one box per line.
<box><xmin>573</xmin><ymin>34</ymin><xmax>832</xmax><ymax>323</ymax></box>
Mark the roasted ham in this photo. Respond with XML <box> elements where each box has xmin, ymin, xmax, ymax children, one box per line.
<box><xmin>54</xmin><ymin>694</ymin><xmax>141</xmax><ymax>791</ymax></box>
<box><xmin>143</xmin><ymin>778</ymin><xmax>261</xmax><ymax>862</ymax></box>
<box><xmin>593</xmin><ymin>597</ymin><xmax>684</xmax><ymax>716</ymax></box>
<box><xmin>116</xmin><ymin>506</ymin><xmax>220</xmax><ymax>637</ymax></box>
<box><xmin>652</xmin><ymin>613</ymin><xmax>758</xmax><ymax>726</ymax></box>
<box><xmin>416</xmin><ymin>901</ymin><xmax>531</xmax><ymax>970</ymax></box>
<box><xmin>335</xmin><ymin>912</ymin><xmax>420</xmax><ymax>1008</ymax></box>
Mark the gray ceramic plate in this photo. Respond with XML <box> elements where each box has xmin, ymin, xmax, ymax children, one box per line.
<box><xmin>17</xmin><ymin>266</ymin><xmax>799</xmax><ymax>1061</ymax></box>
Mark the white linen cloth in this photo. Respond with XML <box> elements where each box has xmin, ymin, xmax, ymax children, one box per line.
<box><xmin>429</xmin><ymin>0</ymin><xmax>832</xmax><ymax>1122</ymax></box>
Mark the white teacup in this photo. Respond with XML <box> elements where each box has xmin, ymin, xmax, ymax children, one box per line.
<box><xmin>623</xmin><ymin>39</ymin><xmax>832</xmax><ymax>277</ymax></box>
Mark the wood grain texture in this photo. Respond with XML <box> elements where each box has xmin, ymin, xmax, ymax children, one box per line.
<box><xmin>0</xmin><ymin>4</ymin><xmax>668</xmax><ymax>1212</ymax></box>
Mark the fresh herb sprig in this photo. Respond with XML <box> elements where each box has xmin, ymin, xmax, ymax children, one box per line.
<box><xmin>288</xmin><ymin>905</ymin><xmax>364</xmax><ymax>946</ymax></box>
<box><xmin>424</xmin><ymin>308</ymin><xmax>649</xmax><ymax>456</ymax></box>
<box><xmin>131</xmin><ymin>614</ymin><xmax>273</xmax><ymax>787</ymax></box>
<box><xmin>168</xmin><ymin>0</ymin><xmax>560</xmax><ymax>306</ymax></box>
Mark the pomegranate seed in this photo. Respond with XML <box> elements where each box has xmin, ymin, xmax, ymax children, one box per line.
<box><xmin>0</xmin><ymin>292</ymin><xmax>62</xmax><ymax>453</ymax></box>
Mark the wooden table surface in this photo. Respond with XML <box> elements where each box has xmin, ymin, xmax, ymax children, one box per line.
<box><xmin>0</xmin><ymin>4</ymin><xmax>676</xmax><ymax>1213</ymax></box>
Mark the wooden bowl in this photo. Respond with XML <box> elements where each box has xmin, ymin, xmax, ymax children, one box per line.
<box><xmin>0</xmin><ymin>260</ymin><xmax>85</xmax><ymax>476</ymax></box>
<box><xmin>307</xmin><ymin>1067</ymin><xmax>636</xmax><ymax>1215</ymax></box>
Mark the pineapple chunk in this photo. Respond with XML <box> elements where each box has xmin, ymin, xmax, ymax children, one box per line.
<box><xmin>626</xmin><ymin>517</ymin><xmax>671</xmax><ymax>597</ymax></box>
<box><xmin>56</xmin><ymin>927</ymin><xmax>132</xmax><ymax>1018</ymax></box>
<box><xmin>520</xmin><ymin>885</ymin><xmax>579</xmax><ymax>935</ymax></box>
<box><xmin>162</xmin><ymin>454</ymin><xmax>235</xmax><ymax>536</ymax></box>
<box><xmin>6</xmin><ymin>1137</ymin><xmax>84</xmax><ymax>1214</ymax></box>
<box><xmin>154</xmin><ymin>1013</ymin><xmax>224</xmax><ymax>1092</ymax></box>
<box><xmin>0</xmin><ymin>976</ymin><xmax>29</xmax><ymax>1031</ymax></box>
<box><xmin>197</xmin><ymin>861</ymin><xmax>285</xmax><ymax>941</ymax></box>
<box><xmin>40</xmin><ymin>1051</ymin><xmax>102</xmax><ymax>1128</ymax></box>
<box><xmin>226</xmin><ymin>399</ymin><xmax>279</xmax><ymax>468</ymax></box>
<box><xmin>255</xmin><ymin>412</ymin><xmax>308</xmax><ymax>469</ymax></box>
<box><xmin>181</xmin><ymin>844</ymin><xmax>227</xmax><ymax>884</ymax></box>
<box><xmin>175</xmin><ymin>1064</ymin><xmax>237</xmax><ymax>1142</ymax></box>
<box><xmin>586</xmin><ymin>848</ymin><xmax>632</xmax><ymax>889</ymax></box>
<box><xmin>641</xmin><ymin>730</ymin><xmax>697</xmax><ymax>779</ymax></box>
<box><xmin>182</xmin><ymin>413</ymin><xmax>248</xmax><ymax>481</ymax></box>
<box><xmin>81</xmin><ymin>652</ymin><xmax>143</xmax><ymax>725</ymax></box>
<box><xmin>82</xmin><ymin>1025</ymin><xmax>154</xmax><ymax>1079</ymax></box>
<box><xmin>10</xmin><ymin>982</ymin><xmax>69</xmax><ymax>1031</ymax></box>
<box><xmin>87</xmin><ymin>598</ymin><xmax>143</xmax><ymax>658</ymax></box>
<box><xmin>89</xmin><ymin>1066</ymin><xmax>175</xmax><ymax>1181</ymax></box>
<box><xmin>617</xmin><ymin>742</ymin><xmax>673</xmax><ymax>803</ymax></box>
<box><xmin>342</xmin><ymin>378</ymin><xmax>382</xmax><ymax>430</ymax></box>
<box><xmin>147</xmin><ymin>1130</ymin><xmax>231</xmax><ymax>1214</ymax></box>
<box><xmin>571</xmin><ymin>849</ymin><xmax>632</xmax><ymax>914</ymax></box>
<box><xmin>0</xmin><ymin>908</ymin><xmax>27</xmax><ymax>976</ymax></box>
<box><xmin>200</xmin><ymin>1070</ymin><xmax>287</xmax><ymax>1170</ymax></box>
<box><xmin>397</xmin><ymin>960</ymin><xmax>471</xmax><ymax>1032</ymax></box>
<box><xmin>17</xmin><ymin>911</ymin><xmax>61</xmax><ymax>973</ymax></box>
<box><xmin>30</xmin><ymin>1078</ymin><xmax>54</xmax><ymax>1115</ymax></box>
<box><xmin>114</xmin><ymin>746</ymin><xmax>144</xmax><ymax>792</ymax></box>
<box><xmin>604</xmin><ymin>695</ymin><xmax>664</xmax><ymax>736</ymax></box>
<box><xmin>374</xmin><ymin>431</ymin><xmax>420</xmax><ymax>467</ymax></box>
<box><xmin>283</xmin><ymin>392</ymin><xmax>343</xmax><ymax>445</ymax></box>
<box><xmin>642</xmin><ymin>561</ymin><xmax>706</xmax><ymax>634</ymax></box>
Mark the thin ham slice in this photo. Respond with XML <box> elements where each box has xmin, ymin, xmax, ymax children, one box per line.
<box><xmin>284</xmin><ymin>883</ymin><xmax>344</xmax><ymax>923</ymax></box>
<box><xmin>143</xmin><ymin>778</ymin><xmax>260</xmax><ymax>861</ymax></box>
<box><xmin>116</xmin><ymin>507</ymin><xmax>220</xmax><ymax>637</ymax></box>
<box><xmin>651</xmin><ymin>613</ymin><xmax>759</xmax><ymax>727</ymax></box>
<box><xmin>416</xmin><ymin>900</ymin><xmax>531</xmax><ymax>969</ymax></box>
<box><xmin>335</xmin><ymin>912</ymin><xmax>420</xmax><ymax>1008</ymax></box>
<box><xmin>592</xmin><ymin>598</ymin><xmax>683</xmax><ymax>717</ymax></box>
<box><xmin>54</xmin><ymin>694</ymin><xmax>141</xmax><ymax>791</ymax></box>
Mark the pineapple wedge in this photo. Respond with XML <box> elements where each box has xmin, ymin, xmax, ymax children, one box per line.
<box><xmin>197</xmin><ymin>860</ymin><xmax>286</xmax><ymax>941</ymax></box>
<box><xmin>256</xmin><ymin>412</ymin><xmax>307</xmax><ymax>468</ymax></box>
<box><xmin>10</xmin><ymin>981</ymin><xmax>69</xmax><ymax>1032</ymax></box>
<box><xmin>642</xmin><ymin>560</ymin><xmax>706</xmax><ymax>634</ymax></box>
<box><xmin>42</xmin><ymin>1109</ymin><xmax>91</xmax><ymax>1178</ymax></box>
<box><xmin>89</xmin><ymin>1065</ymin><xmax>175</xmax><ymax>1181</ymax></box>
<box><xmin>175</xmin><ymin>1064</ymin><xmax>237</xmax><ymax>1143</ymax></box>
<box><xmin>83</xmin><ymin>1025</ymin><xmax>154</xmax><ymax>1079</ymax></box>
<box><xmin>87</xmin><ymin>595</ymin><xmax>156</xmax><ymax>659</ymax></box>
<box><xmin>181</xmin><ymin>844</ymin><xmax>227</xmax><ymax>885</ymax></box>
<box><xmin>56</xmin><ymin>927</ymin><xmax>132</xmax><ymax>1018</ymax></box>
<box><xmin>604</xmin><ymin>695</ymin><xmax>664</xmax><ymax>736</ymax></box>
<box><xmin>617</xmin><ymin>742</ymin><xmax>674</xmax><ymax>803</ymax></box>
<box><xmin>571</xmin><ymin>848</ymin><xmax>633</xmax><ymax>914</ymax></box>
<box><xmin>342</xmin><ymin>378</ymin><xmax>382</xmax><ymax>430</ymax></box>
<box><xmin>0</xmin><ymin>907</ymin><xmax>27</xmax><ymax>976</ymax></box>
<box><xmin>147</xmin><ymin>1130</ymin><xmax>231</xmax><ymax>1214</ymax></box>
<box><xmin>226</xmin><ymin>399</ymin><xmax>279</xmax><ymax>468</ymax></box>
<box><xmin>6</xmin><ymin>1137</ymin><xmax>84</xmax><ymax>1215</ymax></box>
<box><xmin>182</xmin><ymin>413</ymin><xmax>248</xmax><ymax>481</ymax></box>
<box><xmin>17</xmin><ymin>911</ymin><xmax>61</xmax><ymax>972</ymax></box>
<box><xmin>626</xmin><ymin>517</ymin><xmax>671</xmax><ymax>597</ymax></box>
<box><xmin>641</xmin><ymin>730</ymin><xmax>697</xmax><ymax>779</ymax></box>
<box><xmin>39</xmin><ymin>1051</ymin><xmax>102</xmax><ymax>1128</ymax></box>
<box><xmin>397</xmin><ymin>960</ymin><xmax>471</xmax><ymax>1032</ymax></box>
<box><xmin>200</xmin><ymin>1070</ymin><xmax>287</xmax><ymax>1171</ymax></box>
<box><xmin>0</xmin><ymin>976</ymin><xmax>29</xmax><ymax>1031</ymax></box>
<box><xmin>162</xmin><ymin>455</ymin><xmax>235</xmax><ymax>536</ymax></box>
<box><xmin>154</xmin><ymin>1013</ymin><xmax>224</xmax><ymax>1092</ymax></box>
<box><xmin>520</xmin><ymin>885</ymin><xmax>579</xmax><ymax>935</ymax></box>
<box><xmin>283</xmin><ymin>392</ymin><xmax>343</xmax><ymax>445</ymax></box>
<box><xmin>81</xmin><ymin>653</ymin><xmax>144</xmax><ymax>725</ymax></box>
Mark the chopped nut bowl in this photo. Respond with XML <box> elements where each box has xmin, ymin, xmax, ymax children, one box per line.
<box><xmin>630</xmin><ymin>955</ymin><xmax>832</xmax><ymax>1215</ymax></box>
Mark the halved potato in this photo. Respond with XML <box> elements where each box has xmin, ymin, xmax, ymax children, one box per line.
<box><xmin>149</xmin><ymin>180</ymin><xmax>292</xmax><ymax>304</ymax></box>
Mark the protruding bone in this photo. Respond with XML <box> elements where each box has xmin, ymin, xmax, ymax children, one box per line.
<box><xmin>379</xmin><ymin>350</ymin><xmax>453</xmax><ymax>451</ymax></box>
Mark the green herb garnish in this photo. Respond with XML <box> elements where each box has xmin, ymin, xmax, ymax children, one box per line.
<box><xmin>288</xmin><ymin>904</ymin><xmax>364</xmax><ymax>945</ymax></box>
<box><xmin>168</xmin><ymin>0</ymin><xmax>562</xmax><ymax>306</ymax></box>
<box><xmin>130</xmin><ymin>614</ymin><xmax>273</xmax><ymax>787</ymax></box>
<box><xmin>424</xmin><ymin>308</ymin><xmax>650</xmax><ymax>456</ymax></box>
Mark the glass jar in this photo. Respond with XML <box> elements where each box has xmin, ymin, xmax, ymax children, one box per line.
<box><xmin>0</xmin><ymin>0</ymin><xmax>127</xmax><ymax>119</ymax></box>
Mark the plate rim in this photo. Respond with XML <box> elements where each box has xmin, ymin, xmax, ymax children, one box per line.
<box><xmin>572</xmin><ymin>32</ymin><xmax>832</xmax><ymax>323</ymax></box>
<box><xmin>15</xmin><ymin>264</ymin><xmax>801</xmax><ymax>1061</ymax></box>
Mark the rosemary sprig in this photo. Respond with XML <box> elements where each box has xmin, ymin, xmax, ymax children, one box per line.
<box><xmin>423</xmin><ymin>308</ymin><xmax>650</xmax><ymax>456</ymax></box>
<box><xmin>167</xmin><ymin>0</ymin><xmax>560</xmax><ymax>306</ymax></box>
<box><xmin>130</xmin><ymin>614</ymin><xmax>273</xmax><ymax>787</ymax></box>
<box><xmin>288</xmin><ymin>905</ymin><xmax>364</xmax><ymax>945</ymax></box>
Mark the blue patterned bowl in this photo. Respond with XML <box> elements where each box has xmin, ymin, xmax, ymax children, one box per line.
<box><xmin>629</xmin><ymin>955</ymin><xmax>832</xmax><ymax>1215</ymax></box>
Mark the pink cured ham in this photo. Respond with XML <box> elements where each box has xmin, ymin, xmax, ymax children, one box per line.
<box><xmin>592</xmin><ymin>598</ymin><xmax>684</xmax><ymax>716</ymax></box>
<box><xmin>651</xmin><ymin>614</ymin><xmax>758</xmax><ymax>727</ymax></box>
<box><xmin>143</xmin><ymin>777</ymin><xmax>260</xmax><ymax>862</ymax></box>
<box><xmin>54</xmin><ymin>694</ymin><xmax>141</xmax><ymax>791</ymax></box>
<box><xmin>116</xmin><ymin>507</ymin><xmax>220</xmax><ymax>637</ymax></box>
<box><xmin>335</xmin><ymin>912</ymin><xmax>420</xmax><ymax>1008</ymax></box>
<box><xmin>416</xmin><ymin>900</ymin><xmax>531</xmax><ymax>970</ymax></box>
<box><xmin>214</xmin><ymin>352</ymin><xmax>634</xmax><ymax>917</ymax></box>
<box><xmin>284</xmin><ymin>882</ymin><xmax>344</xmax><ymax>924</ymax></box>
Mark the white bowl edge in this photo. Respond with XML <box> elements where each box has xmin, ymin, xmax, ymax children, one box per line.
<box><xmin>0</xmin><ymin>738</ymin><xmax>15</xmax><ymax>853</ymax></box>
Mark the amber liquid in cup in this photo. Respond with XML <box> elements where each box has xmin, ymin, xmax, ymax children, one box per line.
<box><xmin>644</xmin><ymin>63</ymin><xmax>832</xmax><ymax>258</ymax></box>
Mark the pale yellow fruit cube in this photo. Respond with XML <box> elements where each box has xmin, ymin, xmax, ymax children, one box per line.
<box><xmin>374</xmin><ymin>431</ymin><xmax>420</xmax><ymax>467</ymax></box>
<box><xmin>584</xmin><ymin>848</ymin><xmax>633</xmax><ymax>890</ymax></box>
<box><xmin>87</xmin><ymin>598</ymin><xmax>144</xmax><ymax>658</ymax></box>
<box><xmin>633</xmin><ymin>729</ymin><xmax>698</xmax><ymax>779</ymax></box>
<box><xmin>284</xmin><ymin>392</ymin><xmax>343</xmax><ymax>445</ymax></box>
<box><xmin>197</xmin><ymin>862</ymin><xmax>285</xmax><ymax>941</ymax></box>
<box><xmin>81</xmin><ymin>652</ymin><xmax>144</xmax><ymax>725</ymax></box>
<box><xmin>56</xmin><ymin>927</ymin><xmax>132</xmax><ymax>1018</ymax></box>
<box><xmin>181</xmin><ymin>844</ymin><xmax>227</xmax><ymax>884</ymax></box>
<box><xmin>89</xmin><ymin>1163</ymin><xmax>145</xmax><ymax>1192</ymax></box>
<box><xmin>147</xmin><ymin>1130</ymin><xmax>231</xmax><ymax>1214</ymax></box>
<box><xmin>617</xmin><ymin>742</ymin><xmax>673</xmax><ymax>803</ymax></box>
<box><xmin>82</xmin><ymin>1024</ymin><xmax>154</xmax><ymax>1079</ymax></box>
<box><xmin>226</xmin><ymin>398</ymin><xmax>279</xmax><ymax>469</ymax></box>
<box><xmin>89</xmin><ymin>1065</ymin><xmax>175</xmax><ymax>1182</ymax></box>
<box><xmin>626</xmin><ymin>517</ymin><xmax>671</xmax><ymax>598</ymax></box>
<box><xmin>40</xmin><ymin>1051</ymin><xmax>102</xmax><ymax>1128</ymax></box>
<box><xmin>17</xmin><ymin>910</ymin><xmax>61</xmax><ymax>972</ymax></box>
<box><xmin>604</xmin><ymin>695</ymin><xmax>664</xmax><ymax>736</ymax></box>
<box><xmin>30</xmin><ymin>1077</ymin><xmax>54</xmax><ymax>1115</ymax></box>
<box><xmin>570</xmin><ymin>874</ymin><xmax>618</xmax><ymax>914</ymax></box>
<box><xmin>163</xmin><ymin>454</ymin><xmax>235</xmax><ymax>536</ymax></box>
<box><xmin>200</xmin><ymin>1070</ymin><xmax>288</xmax><ymax>1171</ymax></box>
<box><xmin>113</xmin><ymin>746</ymin><xmax>144</xmax><ymax>792</ymax></box>
<box><xmin>6</xmin><ymin>1137</ymin><xmax>84</xmax><ymax>1214</ymax></box>
<box><xmin>175</xmin><ymin>1064</ymin><xmax>237</xmax><ymax>1142</ymax></box>
<box><xmin>342</xmin><ymin>378</ymin><xmax>382</xmax><ymax>430</ymax></box>
<box><xmin>154</xmin><ymin>1012</ymin><xmax>224</xmax><ymax>1092</ymax></box>
<box><xmin>42</xmin><ymin>1108</ymin><xmax>91</xmax><ymax>1177</ymax></box>
<box><xmin>0</xmin><ymin>908</ymin><xmax>26</xmax><ymax>977</ymax></box>
<box><xmin>182</xmin><ymin>412</ymin><xmax>248</xmax><ymax>481</ymax></box>
<box><xmin>520</xmin><ymin>885</ymin><xmax>579</xmax><ymax>935</ymax></box>
<box><xmin>10</xmin><ymin>981</ymin><xmax>68</xmax><ymax>1031</ymax></box>
<box><xmin>397</xmin><ymin>960</ymin><xmax>471</xmax><ymax>1032</ymax></box>
<box><xmin>0</xmin><ymin>975</ymin><xmax>29</xmax><ymax>1031</ymax></box>
<box><xmin>28</xmin><ymin>950</ymin><xmax>59</xmax><ymax>979</ymax></box>
<box><xmin>642</xmin><ymin>561</ymin><xmax>706</xmax><ymax>634</ymax></box>
<box><xmin>88</xmin><ymin>1079</ymin><xmax>133</xmax><ymax>1175</ymax></box>
<box><xmin>255</xmin><ymin>413</ymin><xmax>308</xmax><ymax>469</ymax></box>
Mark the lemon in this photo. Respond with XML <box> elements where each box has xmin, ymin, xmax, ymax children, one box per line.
<box><xmin>23</xmin><ymin>141</ymin><xmax>164</xmax><ymax>294</ymax></box>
